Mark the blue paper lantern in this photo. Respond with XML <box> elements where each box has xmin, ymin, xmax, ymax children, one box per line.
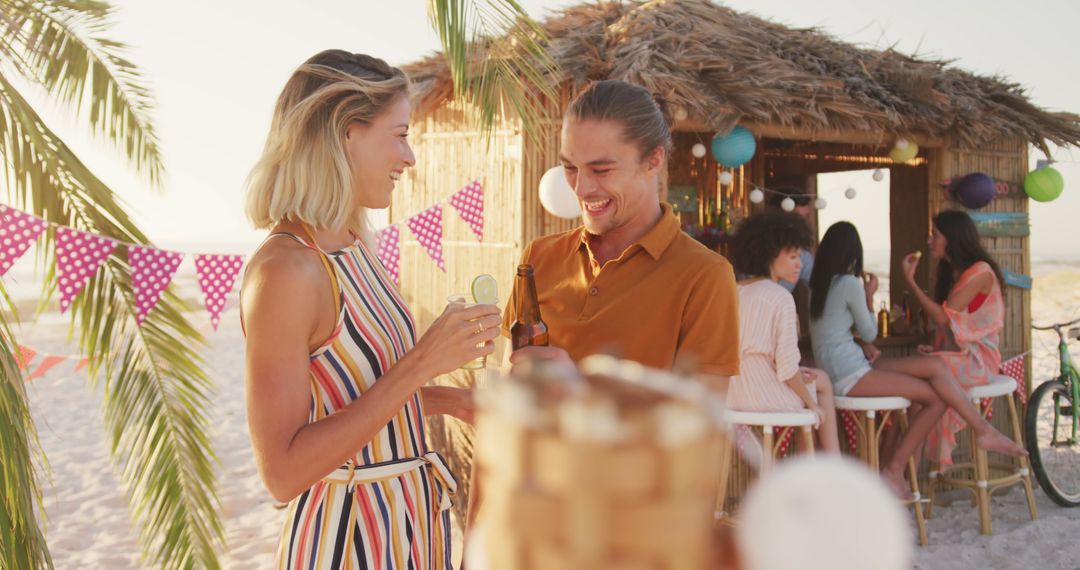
<box><xmin>953</xmin><ymin>172</ymin><xmax>996</xmax><ymax>209</ymax></box>
<box><xmin>711</xmin><ymin>126</ymin><xmax>757</xmax><ymax>168</ymax></box>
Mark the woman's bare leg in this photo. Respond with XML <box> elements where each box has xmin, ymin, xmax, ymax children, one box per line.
<box><xmin>874</xmin><ymin>355</ymin><xmax>1026</xmax><ymax>457</ymax></box>
<box><xmin>807</xmin><ymin>368</ymin><xmax>840</xmax><ymax>454</ymax></box>
<box><xmin>848</xmin><ymin>369</ymin><xmax>947</xmax><ymax>499</ymax></box>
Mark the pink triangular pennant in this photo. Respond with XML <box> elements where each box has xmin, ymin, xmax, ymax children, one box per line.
<box><xmin>74</xmin><ymin>357</ymin><xmax>90</xmax><ymax>372</ymax></box>
<box><xmin>15</xmin><ymin>345</ymin><xmax>36</xmax><ymax>370</ymax></box>
<box><xmin>29</xmin><ymin>355</ymin><xmax>66</xmax><ymax>380</ymax></box>
<box><xmin>55</xmin><ymin>227</ymin><xmax>116</xmax><ymax>313</ymax></box>
<box><xmin>406</xmin><ymin>205</ymin><xmax>445</xmax><ymax>272</ymax></box>
<box><xmin>194</xmin><ymin>254</ymin><xmax>244</xmax><ymax>331</ymax></box>
<box><xmin>0</xmin><ymin>205</ymin><xmax>48</xmax><ymax>277</ymax></box>
<box><xmin>375</xmin><ymin>226</ymin><xmax>401</xmax><ymax>284</ymax></box>
<box><xmin>448</xmin><ymin>179</ymin><xmax>484</xmax><ymax>242</ymax></box>
<box><xmin>128</xmin><ymin>245</ymin><xmax>183</xmax><ymax>325</ymax></box>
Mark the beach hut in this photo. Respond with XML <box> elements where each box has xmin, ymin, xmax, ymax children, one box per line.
<box><xmin>395</xmin><ymin>0</ymin><xmax>1080</xmax><ymax>518</ymax></box>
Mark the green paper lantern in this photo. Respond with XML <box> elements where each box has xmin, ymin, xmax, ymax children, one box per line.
<box><xmin>1024</xmin><ymin>166</ymin><xmax>1064</xmax><ymax>202</ymax></box>
<box><xmin>889</xmin><ymin>140</ymin><xmax>919</xmax><ymax>163</ymax></box>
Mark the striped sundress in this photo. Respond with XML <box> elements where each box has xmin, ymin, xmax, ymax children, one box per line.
<box><xmin>263</xmin><ymin>231</ymin><xmax>456</xmax><ymax>570</ymax></box>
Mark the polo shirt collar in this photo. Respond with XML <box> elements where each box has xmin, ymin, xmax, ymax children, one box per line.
<box><xmin>577</xmin><ymin>202</ymin><xmax>680</xmax><ymax>261</ymax></box>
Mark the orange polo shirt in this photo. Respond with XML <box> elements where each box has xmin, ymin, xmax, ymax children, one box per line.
<box><xmin>502</xmin><ymin>203</ymin><xmax>739</xmax><ymax>376</ymax></box>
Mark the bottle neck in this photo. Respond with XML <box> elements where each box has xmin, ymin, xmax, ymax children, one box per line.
<box><xmin>515</xmin><ymin>271</ymin><xmax>542</xmax><ymax>323</ymax></box>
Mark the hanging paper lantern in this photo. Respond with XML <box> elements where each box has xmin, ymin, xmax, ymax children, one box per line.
<box><xmin>815</xmin><ymin>197</ymin><xmax>827</xmax><ymax>210</ymax></box>
<box><xmin>781</xmin><ymin>198</ymin><xmax>795</xmax><ymax>212</ymax></box>
<box><xmin>1024</xmin><ymin>166</ymin><xmax>1065</xmax><ymax>203</ymax></box>
<box><xmin>538</xmin><ymin>166</ymin><xmax>581</xmax><ymax>219</ymax></box>
<box><xmin>749</xmin><ymin>189</ymin><xmax>765</xmax><ymax>204</ymax></box>
<box><xmin>718</xmin><ymin>171</ymin><xmax>734</xmax><ymax>186</ymax></box>
<box><xmin>872</xmin><ymin>169</ymin><xmax>885</xmax><ymax>182</ymax></box>
<box><xmin>673</xmin><ymin>107</ymin><xmax>689</xmax><ymax>122</ymax></box>
<box><xmin>889</xmin><ymin>139</ymin><xmax>919</xmax><ymax>163</ymax></box>
<box><xmin>953</xmin><ymin>172</ymin><xmax>997</xmax><ymax>209</ymax></box>
<box><xmin>711</xmin><ymin>126</ymin><xmax>757</xmax><ymax>168</ymax></box>
<box><xmin>844</xmin><ymin>187</ymin><xmax>857</xmax><ymax>199</ymax></box>
<box><xmin>691</xmin><ymin>143</ymin><xmax>707</xmax><ymax>158</ymax></box>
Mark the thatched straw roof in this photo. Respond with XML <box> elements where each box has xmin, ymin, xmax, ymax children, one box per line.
<box><xmin>404</xmin><ymin>0</ymin><xmax>1080</xmax><ymax>154</ymax></box>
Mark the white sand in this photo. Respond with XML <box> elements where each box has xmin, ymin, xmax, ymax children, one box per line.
<box><xmin>18</xmin><ymin>267</ymin><xmax>1080</xmax><ymax>569</ymax></box>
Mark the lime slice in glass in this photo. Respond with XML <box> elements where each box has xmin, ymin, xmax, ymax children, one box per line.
<box><xmin>471</xmin><ymin>274</ymin><xmax>498</xmax><ymax>304</ymax></box>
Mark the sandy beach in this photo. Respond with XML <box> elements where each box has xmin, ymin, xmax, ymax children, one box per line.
<box><xmin>15</xmin><ymin>264</ymin><xmax>1080</xmax><ymax>569</ymax></box>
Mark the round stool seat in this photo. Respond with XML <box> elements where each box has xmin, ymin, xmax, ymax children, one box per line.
<box><xmin>834</xmin><ymin>396</ymin><xmax>912</xmax><ymax>411</ymax></box>
<box><xmin>724</xmin><ymin>409</ymin><xmax>817</xmax><ymax>428</ymax></box>
<box><xmin>966</xmin><ymin>374</ymin><xmax>1016</xmax><ymax>399</ymax></box>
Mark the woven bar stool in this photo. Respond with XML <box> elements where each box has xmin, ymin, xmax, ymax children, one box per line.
<box><xmin>716</xmin><ymin>409</ymin><xmax>817</xmax><ymax>519</ymax></box>
<box><xmin>835</xmin><ymin>396</ymin><xmax>928</xmax><ymax>546</ymax></box>
<box><xmin>926</xmin><ymin>374</ymin><xmax>1038</xmax><ymax>534</ymax></box>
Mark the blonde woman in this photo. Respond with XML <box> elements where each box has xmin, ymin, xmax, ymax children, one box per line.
<box><xmin>242</xmin><ymin>50</ymin><xmax>499</xmax><ymax>569</ymax></box>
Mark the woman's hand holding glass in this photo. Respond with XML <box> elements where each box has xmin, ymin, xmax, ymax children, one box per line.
<box><xmin>413</xmin><ymin>301</ymin><xmax>501</xmax><ymax>376</ymax></box>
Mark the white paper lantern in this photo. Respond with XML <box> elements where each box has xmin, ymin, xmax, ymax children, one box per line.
<box><xmin>845</xmin><ymin>187</ymin><xmax>857</xmax><ymax>199</ymax></box>
<box><xmin>781</xmin><ymin>197</ymin><xmax>795</xmax><ymax>211</ymax></box>
<box><xmin>737</xmin><ymin>457</ymin><xmax>911</xmax><ymax>570</ymax></box>
<box><xmin>691</xmin><ymin>143</ymin><xmax>707</xmax><ymax>158</ymax></box>
<box><xmin>814</xmin><ymin>197</ymin><xmax>827</xmax><ymax>210</ymax></box>
<box><xmin>749</xmin><ymin>189</ymin><xmax>765</xmax><ymax>204</ymax></box>
<box><xmin>872</xmin><ymin>168</ymin><xmax>885</xmax><ymax>182</ymax></box>
<box><xmin>538</xmin><ymin>166</ymin><xmax>581</xmax><ymax>219</ymax></box>
<box><xmin>718</xmin><ymin>171</ymin><xmax>734</xmax><ymax>186</ymax></box>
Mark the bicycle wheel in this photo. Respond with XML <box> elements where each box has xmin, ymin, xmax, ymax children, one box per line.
<box><xmin>1025</xmin><ymin>379</ymin><xmax>1080</xmax><ymax>507</ymax></box>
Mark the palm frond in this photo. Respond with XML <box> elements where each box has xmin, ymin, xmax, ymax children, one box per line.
<box><xmin>0</xmin><ymin>286</ymin><xmax>53</xmax><ymax>570</ymax></box>
<box><xmin>0</xmin><ymin>0</ymin><xmax>164</xmax><ymax>184</ymax></box>
<box><xmin>427</xmin><ymin>0</ymin><xmax>560</xmax><ymax>144</ymax></box>
<box><xmin>0</xmin><ymin>69</ymin><xmax>223</xmax><ymax>569</ymax></box>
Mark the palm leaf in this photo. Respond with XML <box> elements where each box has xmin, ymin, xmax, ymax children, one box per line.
<box><xmin>427</xmin><ymin>0</ymin><xmax>560</xmax><ymax>144</ymax></box>
<box><xmin>0</xmin><ymin>0</ymin><xmax>164</xmax><ymax>185</ymax></box>
<box><xmin>0</xmin><ymin>54</ymin><xmax>223</xmax><ymax>570</ymax></box>
<box><xmin>0</xmin><ymin>286</ymin><xmax>53</xmax><ymax>570</ymax></box>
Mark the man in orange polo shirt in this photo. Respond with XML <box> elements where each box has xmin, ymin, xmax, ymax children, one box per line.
<box><xmin>502</xmin><ymin>80</ymin><xmax>739</xmax><ymax>379</ymax></box>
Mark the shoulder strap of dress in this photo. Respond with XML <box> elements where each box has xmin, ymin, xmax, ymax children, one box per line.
<box><xmin>266</xmin><ymin>227</ymin><xmax>343</xmax><ymax>316</ymax></box>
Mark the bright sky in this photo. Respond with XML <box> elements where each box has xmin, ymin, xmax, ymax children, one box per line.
<box><xmin>35</xmin><ymin>0</ymin><xmax>1080</xmax><ymax>260</ymax></box>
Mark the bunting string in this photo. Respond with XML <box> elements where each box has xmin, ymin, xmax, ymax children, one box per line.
<box><xmin>0</xmin><ymin>178</ymin><xmax>485</xmax><ymax>329</ymax></box>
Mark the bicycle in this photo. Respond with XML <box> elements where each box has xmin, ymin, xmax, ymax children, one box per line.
<box><xmin>1025</xmin><ymin>316</ymin><xmax>1080</xmax><ymax>507</ymax></box>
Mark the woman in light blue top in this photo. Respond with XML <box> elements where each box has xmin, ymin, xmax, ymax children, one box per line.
<box><xmin>809</xmin><ymin>222</ymin><xmax>1024</xmax><ymax>498</ymax></box>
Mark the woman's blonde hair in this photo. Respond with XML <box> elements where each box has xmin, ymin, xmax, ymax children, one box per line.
<box><xmin>246</xmin><ymin>50</ymin><xmax>409</xmax><ymax>236</ymax></box>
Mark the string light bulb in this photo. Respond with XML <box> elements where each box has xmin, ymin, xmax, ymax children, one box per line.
<box><xmin>719</xmin><ymin>171</ymin><xmax>734</xmax><ymax>186</ymax></box>
<box><xmin>872</xmin><ymin>168</ymin><xmax>885</xmax><ymax>182</ymax></box>
<box><xmin>692</xmin><ymin>143</ymin><xmax>707</xmax><ymax>158</ymax></box>
<box><xmin>815</xmin><ymin>197</ymin><xmax>827</xmax><ymax>210</ymax></box>
<box><xmin>781</xmin><ymin>197</ymin><xmax>796</xmax><ymax>211</ymax></box>
<box><xmin>749</xmin><ymin>189</ymin><xmax>765</xmax><ymax>203</ymax></box>
<box><xmin>845</xmin><ymin>187</ymin><xmax>857</xmax><ymax>199</ymax></box>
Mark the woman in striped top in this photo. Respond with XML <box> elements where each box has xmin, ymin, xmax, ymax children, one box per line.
<box><xmin>728</xmin><ymin>211</ymin><xmax>840</xmax><ymax>453</ymax></box>
<box><xmin>241</xmin><ymin>50</ymin><xmax>500</xmax><ymax>569</ymax></box>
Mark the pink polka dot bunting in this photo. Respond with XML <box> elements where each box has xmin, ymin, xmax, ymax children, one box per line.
<box><xmin>448</xmin><ymin>179</ymin><xmax>484</xmax><ymax>242</ymax></box>
<box><xmin>0</xmin><ymin>205</ymin><xmax>48</xmax><ymax>277</ymax></box>
<box><xmin>127</xmin><ymin>245</ymin><xmax>183</xmax><ymax>325</ymax></box>
<box><xmin>406</xmin><ymin>204</ymin><xmax>445</xmax><ymax>272</ymax></box>
<box><xmin>194</xmin><ymin>254</ymin><xmax>245</xmax><ymax>330</ymax></box>
<box><xmin>375</xmin><ymin>226</ymin><xmax>400</xmax><ymax>284</ymax></box>
<box><xmin>55</xmin><ymin>226</ymin><xmax>117</xmax><ymax>313</ymax></box>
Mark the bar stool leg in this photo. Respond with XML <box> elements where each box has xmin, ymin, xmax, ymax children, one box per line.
<box><xmin>800</xmin><ymin>426</ymin><xmax>815</xmax><ymax>457</ymax></box>
<box><xmin>715</xmin><ymin>436</ymin><xmax>734</xmax><ymax>518</ymax></box>
<box><xmin>899</xmin><ymin>410</ymin><xmax>928</xmax><ymax>546</ymax></box>
<box><xmin>968</xmin><ymin>404</ymin><xmax>992</xmax><ymax>534</ymax></box>
<box><xmin>866</xmin><ymin>411</ymin><xmax>879</xmax><ymax>471</ymax></box>
<box><xmin>761</xmin><ymin>427</ymin><xmax>775</xmax><ymax>474</ymax></box>
<box><xmin>1005</xmin><ymin>393</ymin><xmax>1039</xmax><ymax>521</ymax></box>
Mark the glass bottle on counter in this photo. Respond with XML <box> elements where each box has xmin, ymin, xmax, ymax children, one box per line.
<box><xmin>877</xmin><ymin>301</ymin><xmax>890</xmax><ymax>339</ymax></box>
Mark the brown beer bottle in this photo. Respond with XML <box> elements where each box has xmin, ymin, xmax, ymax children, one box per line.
<box><xmin>510</xmin><ymin>264</ymin><xmax>549</xmax><ymax>350</ymax></box>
